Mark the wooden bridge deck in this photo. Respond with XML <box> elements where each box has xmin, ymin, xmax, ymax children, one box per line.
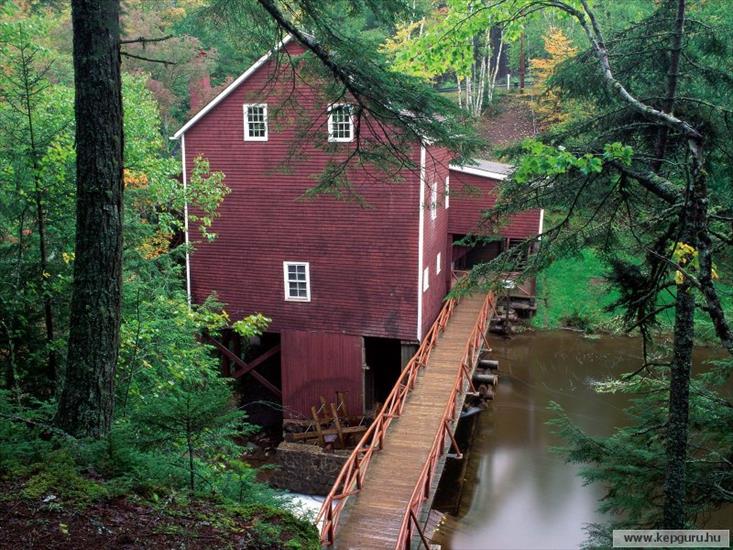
<box><xmin>334</xmin><ymin>293</ymin><xmax>488</xmax><ymax>549</ymax></box>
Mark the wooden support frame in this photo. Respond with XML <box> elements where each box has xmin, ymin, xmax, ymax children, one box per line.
<box><xmin>207</xmin><ymin>336</ymin><xmax>282</xmax><ymax>399</ymax></box>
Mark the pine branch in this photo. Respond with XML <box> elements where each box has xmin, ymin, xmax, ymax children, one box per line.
<box><xmin>608</xmin><ymin>161</ymin><xmax>682</xmax><ymax>205</ymax></box>
<box><xmin>120</xmin><ymin>34</ymin><xmax>174</xmax><ymax>45</ymax></box>
<box><xmin>121</xmin><ymin>52</ymin><xmax>176</xmax><ymax>65</ymax></box>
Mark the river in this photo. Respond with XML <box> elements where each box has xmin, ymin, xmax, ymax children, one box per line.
<box><xmin>431</xmin><ymin>331</ymin><xmax>730</xmax><ymax>550</ymax></box>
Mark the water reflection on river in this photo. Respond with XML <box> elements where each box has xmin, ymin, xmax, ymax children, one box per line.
<box><xmin>432</xmin><ymin>331</ymin><xmax>727</xmax><ymax>550</ymax></box>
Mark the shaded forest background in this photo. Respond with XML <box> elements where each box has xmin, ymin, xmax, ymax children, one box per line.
<box><xmin>0</xmin><ymin>0</ymin><xmax>732</xmax><ymax>548</ymax></box>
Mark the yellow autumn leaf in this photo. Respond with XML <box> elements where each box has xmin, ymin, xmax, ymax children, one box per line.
<box><xmin>675</xmin><ymin>270</ymin><xmax>684</xmax><ymax>285</ymax></box>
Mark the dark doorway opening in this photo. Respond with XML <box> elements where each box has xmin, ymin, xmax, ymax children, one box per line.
<box><xmin>452</xmin><ymin>234</ymin><xmax>503</xmax><ymax>271</ymax></box>
<box><xmin>363</xmin><ymin>336</ymin><xmax>402</xmax><ymax>412</ymax></box>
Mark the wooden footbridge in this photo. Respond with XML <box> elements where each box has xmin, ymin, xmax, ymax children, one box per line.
<box><xmin>316</xmin><ymin>291</ymin><xmax>496</xmax><ymax>549</ymax></box>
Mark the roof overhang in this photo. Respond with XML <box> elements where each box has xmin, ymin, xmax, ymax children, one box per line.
<box><xmin>171</xmin><ymin>35</ymin><xmax>293</xmax><ymax>140</ymax></box>
<box><xmin>449</xmin><ymin>163</ymin><xmax>511</xmax><ymax>181</ymax></box>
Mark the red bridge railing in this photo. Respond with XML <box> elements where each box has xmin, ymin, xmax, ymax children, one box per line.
<box><xmin>395</xmin><ymin>290</ymin><xmax>495</xmax><ymax>548</ymax></box>
<box><xmin>316</xmin><ymin>295</ymin><xmax>458</xmax><ymax>546</ymax></box>
<box><xmin>316</xmin><ymin>290</ymin><xmax>496</xmax><ymax>548</ymax></box>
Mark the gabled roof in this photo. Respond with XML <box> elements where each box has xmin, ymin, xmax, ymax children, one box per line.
<box><xmin>172</xmin><ymin>35</ymin><xmax>293</xmax><ymax>140</ymax></box>
<box><xmin>449</xmin><ymin>159</ymin><xmax>513</xmax><ymax>180</ymax></box>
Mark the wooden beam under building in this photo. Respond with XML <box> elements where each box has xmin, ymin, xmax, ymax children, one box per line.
<box><xmin>207</xmin><ymin>336</ymin><xmax>282</xmax><ymax>399</ymax></box>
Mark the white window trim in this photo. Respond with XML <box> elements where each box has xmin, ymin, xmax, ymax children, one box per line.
<box><xmin>423</xmin><ymin>267</ymin><xmax>430</xmax><ymax>292</ymax></box>
<box><xmin>243</xmin><ymin>103</ymin><xmax>268</xmax><ymax>141</ymax></box>
<box><xmin>436</xmin><ymin>252</ymin><xmax>442</xmax><ymax>275</ymax></box>
<box><xmin>327</xmin><ymin>103</ymin><xmax>354</xmax><ymax>143</ymax></box>
<box><xmin>283</xmin><ymin>261</ymin><xmax>311</xmax><ymax>302</ymax></box>
<box><xmin>445</xmin><ymin>175</ymin><xmax>450</xmax><ymax>209</ymax></box>
<box><xmin>430</xmin><ymin>181</ymin><xmax>438</xmax><ymax>220</ymax></box>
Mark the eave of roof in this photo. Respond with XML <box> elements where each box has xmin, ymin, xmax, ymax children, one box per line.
<box><xmin>449</xmin><ymin>158</ymin><xmax>513</xmax><ymax>181</ymax></box>
<box><xmin>171</xmin><ymin>35</ymin><xmax>293</xmax><ymax>140</ymax></box>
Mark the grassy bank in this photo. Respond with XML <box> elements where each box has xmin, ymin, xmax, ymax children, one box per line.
<box><xmin>531</xmin><ymin>249</ymin><xmax>732</xmax><ymax>342</ymax></box>
<box><xmin>532</xmin><ymin>249</ymin><xmax>621</xmax><ymax>332</ymax></box>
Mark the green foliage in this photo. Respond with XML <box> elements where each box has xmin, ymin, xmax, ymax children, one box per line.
<box><xmin>0</xmin><ymin>8</ymin><xmax>305</xmax><ymax>544</ymax></box>
<box><xmin>185</xmin><ymin>156</ymin><xmax>230</xmax><ymax>241</ymax></box>
<box><xmin>131</xmin><ymin>378</ymin><xmax>251</xmax><ymax>494</ymax></box>
<box><xmin>533</xmin><ymin>248</ymin><xmax>620</xmax><ymax>332</ymax></box>
<box><xmin>549</xmin><ymin>360</ymin><xmax>733</xmax><ymax>542</ymax></box>
<box><xmin>199</xmin><ymin>0</ymin><xmax>483</xmax><ymax>174</ymax></box>
<box><xmin>20</xmin><ymin>449</ymin><xmax>109</xmax><ymax>506</ymax></box>
<box><xmin>513</xmin><ymin>139</ymin><xmax>631</xmax><ymax>182</ymax></box>
<box><xmin>0</xmin><ymin>390</ymin><xmax>56</xmax><ymax>472</ymax></box>
<box><xmin>221</xmin><ymin>503</ymin><xmax>320</xmax><ymax>549</ymax></box>
<box><xmin>383</xmin><ymin>0</ymin><xmax>524</xmax><ymax>114</ymax></box>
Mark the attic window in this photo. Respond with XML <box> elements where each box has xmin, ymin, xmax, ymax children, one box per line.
<box><xmin>328</xmin><ymin>104</ymin><xmax>354</xmax><ymax>142</ymax></box>
<box><xmin>244</xmin><ymin>104</ymin><xmax>268</xmax><ymax>141</ymax></box>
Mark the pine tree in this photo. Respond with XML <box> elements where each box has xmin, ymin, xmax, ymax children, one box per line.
<box><xmin>56</xmin><ymin>0</ymin><xmax>124</xmax><ymax>438</ymax></box>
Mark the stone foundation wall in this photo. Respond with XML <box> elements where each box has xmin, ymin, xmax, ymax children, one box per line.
<box><xmin>269</xmin><ymin>442</ymin><xmax>349</xmax><ymax>496</ymax></box>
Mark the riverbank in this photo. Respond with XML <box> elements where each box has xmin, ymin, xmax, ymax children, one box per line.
<box><xmin>531</xmin><ymin>247</ymin><xmax>732</xmax><ymax>343</ymax></box>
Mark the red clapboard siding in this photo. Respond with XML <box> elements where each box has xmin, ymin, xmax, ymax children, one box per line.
<box><xmin>420</xmin><ymin>145</ymin><xmax>451</xmax><ymax>338</ymax></box>
<box><xmin>183</xmin><ymin>40</ymin><xmax>421</xmax><ymax>341</ymax></box>
<box><xmin>448</xmin><ymin>169</ymin><xmax>542</xmax><ymax>238</ymax></box>
<box><xmin>280</xmin><ymin>331</ymin><xmax>363</xmax><ymax>419</ymax></box>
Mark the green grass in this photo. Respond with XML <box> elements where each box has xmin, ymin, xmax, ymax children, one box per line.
<box><xmin>532</xmin><ymin>249</ymin><xmax>621</xmax><ymax>332</ymax></box>
<box><xmin>532</xmin><ymin>248</ymin><xmax>733</xmax><ymax>341</ymax></box>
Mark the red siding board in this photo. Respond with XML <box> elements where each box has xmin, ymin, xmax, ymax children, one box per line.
<box><xmin>281</xmin><ymin>331</ymin><xmax>363</xmax><ymax>419</ymax></box>
<box><xmin>184</xmin><ymin>41</ymin><xmax>420</xmax><ymax>341</ymax></box>
<box><xmin>420</xmin><ymin>145</ymin><xmax>452</xmax><ymax>337</ymax></box>
<box><xmin>448</xmin><ymin>169</ymin><xmax>541</xmax><ymax>238</ymax></box>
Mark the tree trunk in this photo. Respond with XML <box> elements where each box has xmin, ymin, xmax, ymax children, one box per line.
<box><xmin>519</xmin><ymin>32</ymin><xmax>526</xmax><ymax>92</ymax></box>
<box><xmin>56</xmin><ymin>0</ymin><xmax>124</xmax><ymax>438</ymax></box>
<box><xmin>662</xmin><ymin>143</ymin><xmax>706</xmax><ymax>529</ymax></box>
<box><xmin>662</xmin><ymin>278</ymin><xmax>694</xmax><ymax>528</ymax></box>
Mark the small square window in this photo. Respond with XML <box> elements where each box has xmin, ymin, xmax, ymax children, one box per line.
<box><xmin>284</xmin><ymin>261</ymin><xmax>310</xmax><ymax>301</ymax></box>
<box><xmin>244</xmin><ymin>104</ymin><xmax>268</xmax><ymax>141</ymax></box>
<box><xmin>328</xmin><ymin>104</ymin><xmax>354</xmax><ymax>142</ymax></box>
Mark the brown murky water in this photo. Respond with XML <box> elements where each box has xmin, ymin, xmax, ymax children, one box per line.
<box><xmin>432</xmin><ymin>331</ymin><xmax>729</xmax><ymax>550</ymax></box>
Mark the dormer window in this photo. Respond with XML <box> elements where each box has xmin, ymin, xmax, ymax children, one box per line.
<box><xmin>328</xmin><ymin>104</ymin><xmax>354</xmax><ymax>142</ymax></box>
<box><xmin>244</xmin><ymin>104</ymin><xmax>268</xmax><ymax>141</ymax></box>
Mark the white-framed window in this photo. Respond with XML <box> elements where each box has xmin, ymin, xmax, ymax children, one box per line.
<box><xmin>243</xmin><ymin>103</ymin><xmax>268</xmax><ymax>141</ymax></box>
<box><xmin>423</xmin><ymin>267</ymin><xmax>430</xmax><ymax>292</ymax></box>
<box><xmin>283</xmin><ymin>261</ymin><xmax>310</xmax><ymax>302</ymax></box>
<box><xmin>328</xmin><ymin>104</ymin><xmax>354</xmax><ymax>142</ymax></box>
<box><xmin>436</xmin><ymin>252</ymin><xmax>442</xmax><ymax>275</ymax></box>
<box><xmin>445</xmin><ymin>175</ymin><xmax>450</xmax><ymax>209</ymax></box>
<box><xmin>430</xmin><ymin>181</ymin><xmax>438</xmax><ymax>220</ymax></box>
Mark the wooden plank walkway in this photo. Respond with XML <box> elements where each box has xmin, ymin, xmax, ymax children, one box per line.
<box><xmin>334</xmin><ymin>293</ymin><xmax>488</xmax><ymax>549</ymax></box>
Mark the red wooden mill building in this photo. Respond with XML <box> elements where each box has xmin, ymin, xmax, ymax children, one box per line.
<box><xmin>172</xmin><ymin>36</ymin><xmax>542</xmax><ymax>425</ymax></box>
